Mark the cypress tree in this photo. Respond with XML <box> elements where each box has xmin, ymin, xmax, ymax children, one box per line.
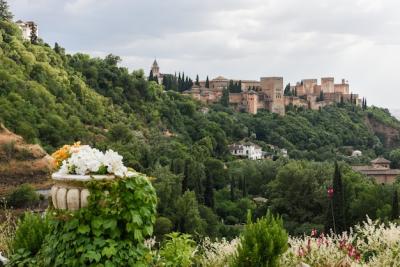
<box><xmin>392</xmin><ymin>189</ymin><xmax>399</xmax><ymax>220</ymax></box>
<box><xmin>331</xmin><ymin>161</ymin><xmax>346</xmax><ymax>233</ymax></box>
<box><xmin>182</xmin><ymin>160</ymin><xmax>190</xmax><ymax>193</ymax></box>
<box><xmin>230</xmin><ymin>176</ymin><xmax>235</xmax><ymax>201</ymax></box>
<box><xmin>242</xmin><ymin>176</ymin><xmax>247</xmax><ymax>198</ymax></box>
<box><xmin>30</xmin><ymin>23</ymin><xmax>38</xmax><ymax>44</ymax></box>
<box><xmin>204</xmin><ymin>174</ymin><xmax>214</xmax><ymax>208</ymax></box>
<box><xmin>195</xmin><ymin>74</ymin><xmax>200</xmax><ymax>86</ymax></box>
<box><xmin>148</xmin><ymin>70</ymin><xmax>154</xmax><ymax>82</ymax></box>
<box><xmin>0</xmin><ymin>0</ymin><xmax>13</xmax><ymax>21</ymax></box>
<box><xmin>205</xmin><ymin>76</ymin><xmax>210</xmax><ymax>88</ymax></box>
<box><xmin>220</xmin><ymin>88</ymin><xmax>229</xmax><ymax>107</ymax></box>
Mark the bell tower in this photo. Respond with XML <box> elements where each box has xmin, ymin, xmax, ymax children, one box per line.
<box><xmin>151</xmin><ymin>59</ymin><xmax>160</xmax><ymax>78</ymax></box>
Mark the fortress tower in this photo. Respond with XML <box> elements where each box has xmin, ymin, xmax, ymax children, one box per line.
<box><xmin>246</xmin><ymin>90</ymin><xmax>258</xmax><ymax>114</ymax></box>
<box><xmin>321</xmin><ymin>77</ymin><xmax>334</xmax><ymax>93</ymax></box>
<box><xmin>260</xmin><ymin>77</ymin><xmax>285</xmax><ymax>116</ymax></box>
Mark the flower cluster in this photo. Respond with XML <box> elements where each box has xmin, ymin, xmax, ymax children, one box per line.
<box><xmin>280</xmin><ymin>217</ymin><xmax>400</xmax><ymax>266</ymax></box>
<box><xmin>196</xmin><ymin>237</ymin><xmax>239</xmax><ymax>267</ymax></box>
<box><xmin>53</xmin><ymin>144</ymin><xmax>129</xmax><ymax>177</ymax></box>
<box><xmin>51</xmin><ymin>142</ymin><xmax>81</xmax><ymax>167</ymax></box>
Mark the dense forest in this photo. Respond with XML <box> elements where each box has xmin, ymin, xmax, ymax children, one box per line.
<box><xmin>2</xmin><ymin>17</ymin><xmax>400</xmax><ymax>239</ymax></box>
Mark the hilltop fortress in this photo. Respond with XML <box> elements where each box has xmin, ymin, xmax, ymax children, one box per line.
<box><xmin>150</xmin><ymin>60</ymin><xmax>361</xmax><ymax>116</ymax></box>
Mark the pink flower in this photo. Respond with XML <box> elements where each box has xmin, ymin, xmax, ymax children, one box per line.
<box><xmin>297</xmin><ymin>246</ymin><xmax>305</xmax><ymax>257</ymax></box>
<box><xmin>327</xmin><ymin>187</ymin><xmax>334</xmax><ymax>198</ymax></box>
<box><xmin>311</xmin><ymin>229</ymin><xmax>317</xmax><ymax>237</ymax></box>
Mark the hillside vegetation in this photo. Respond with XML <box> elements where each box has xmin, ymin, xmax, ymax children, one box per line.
<box><xmin>2</xmin><ymin>19</ymin><xmax>400</xmax><ymax>236</ymax></box>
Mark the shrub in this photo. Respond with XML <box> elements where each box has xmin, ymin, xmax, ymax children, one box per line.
<box><xmin>154</xmin><ymin>216</ymin><xmax>173</xmax><ymax>240</ymax></box>
<box><xmin>1</xmin><ymin>141</ymin><xmax>16</xmax><ymax>161</ymax></box>
<box><xmin>6</xmin><ymin>184</ymin><xmax>39</xmax><ymax>209</ymax></box>
<box><xmin>12</xmin><ymin>212</ymin><xmax>49</xmax><ymax>256</ymax></box>
<box><xmin>232</xmin><ymin>211</ymin><xmax>288</xmax><ymax>267</ymax></box>
<box><xmin>158</xmin><ymin>232</ymin><xmax>196</xmax><ymax>267</ymax></box>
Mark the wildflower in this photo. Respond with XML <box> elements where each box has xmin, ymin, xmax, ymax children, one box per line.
<box><xmin>311</xmin><ymin>228</ymin><xmax>317</xmax><ymax>237</ymax></box>
<box><xmin>327</xmin><ymin>187</ymin><xmax>334</xmax><ymax>198</ymax></box>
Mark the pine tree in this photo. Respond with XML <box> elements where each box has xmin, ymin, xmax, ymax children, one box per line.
<box><xmin>392</xmin><ymin>189</ymin><xmax>399</xmax><ymax>220</ymax></box>
<box><xmin>0</xmin><ymin>0</ymin><xmax>13</xmax><ymax>21</ymax></box>
<box><xmin>195</xmin><ymin>74</ymin><xmax>200</xmax><ymax>86</ymax></box>
<box><xmin>205</xmin><ymin>76</ymin><xmax>209</xmax><ymax>88</ymax></box>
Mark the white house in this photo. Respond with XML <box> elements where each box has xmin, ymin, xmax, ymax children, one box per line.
<box><xmin>16</xmin><ymin>20</ymin><xmax>38</xmax><ymax>41</ymax></box>
<box><xmin>229</xmin><ymin>142</ymin><xmax>263</xmax><ymax>160</ymax></box>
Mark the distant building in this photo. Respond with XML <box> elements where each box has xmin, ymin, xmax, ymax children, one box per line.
<box><xmin>16</xmin><ymin>20</ymin><xmax>38</xmax><ymax>41</ymax></box>
<box><xmin>150</xmin><ymin>61</ymin><xmax>362</xmax><ymax>116</ymax></box>
<box><xmin>352</xmin><ymin>157</ymin><xmax>400</xmax><ymax>184</ymax></box>
<box><xmin>229</xmin><ymin>142</ymin><xmax>263</xmax><ymax>160</ymax></box>
<box><xmin>352</xmin><ymin>150</ymin><xmax>362</xmax><ymax>157</ymax></box>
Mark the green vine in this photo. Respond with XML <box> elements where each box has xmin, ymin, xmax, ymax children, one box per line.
<box><xmin>35</xmin><ymin>174</ymin><xmax>157</xmax><ymax>266</ymax></box>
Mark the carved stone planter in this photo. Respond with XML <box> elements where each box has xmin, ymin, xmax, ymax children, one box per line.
<box><xmin>51</xmin><ymin>173</ymin><xmax>115</xmax><ymax>211</ymax></box>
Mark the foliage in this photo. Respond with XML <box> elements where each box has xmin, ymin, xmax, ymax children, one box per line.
<box><xmin>154</xmin><ymin>217</ymin><xmax>173</xmax><ymax>240</ymax></box>
<box><xmin>232</xmin><ymin>211</ymin><xmax>288</xmax><ymax>267</ymax></box>
<box><xmin>0</xmin><ymin>206</ymin><xmax>16</xmax><ymax>257</ymax></box>
<box><xmin>392</xmin><ymin>189</ymin><xmax>399</xmax><ymax>220</ymax></box>
<box><xmin>37</xmin><ymin>174</ymin><xmax>157</xmax><ymax>266</ymax></box>
<box><xmin>6</xmin><ymin>184</ymin><xmax>39</xmax><ymax>209</ymax></box>
<box><xmin>157</xmin><ymin>232</ymin><xmax>196</xmax><ymax>267</ymax></box>
<box><xmin>11</xmin><ymin>212</ymin><xmax>49</xmax><ymax>256</ymax></box>
<box><xmin>0</xmin><ymin>0</ymin><xmax>13</xmax><ymax>21</ymax></box>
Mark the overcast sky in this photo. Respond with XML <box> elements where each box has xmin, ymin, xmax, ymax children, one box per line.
<box><xmin>8</xmin><ymin>0</ymin><xmax>400</xmax><ymax>109</ymax></box>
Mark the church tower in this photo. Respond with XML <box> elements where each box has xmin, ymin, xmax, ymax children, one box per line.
<box><xmin>150</xmin><ymin>59</ymin><xmax>162</xmax><ymax>83</ymax></box>
<box><xmin>151</xmin><ymin>59</ymin><xmax>160</xmax><ymax>77</ymax></box>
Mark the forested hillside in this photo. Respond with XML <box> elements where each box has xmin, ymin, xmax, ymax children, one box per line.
<box><xmin>2</xmin><ymin>19</ymin><xmax>400</xmax><ymax>236</ymax></box>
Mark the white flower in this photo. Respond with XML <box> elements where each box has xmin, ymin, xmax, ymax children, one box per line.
<box><xmin>103</xmin><ymin>149</ymin><xmax>127</xmax><ymax>177</ymax></box>
<box><xmin>55</xmin><ymin>146</ymin><xmax>128</xmax><ymax>177</ymax></box>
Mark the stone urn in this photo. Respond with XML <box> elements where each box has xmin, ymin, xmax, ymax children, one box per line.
<box><xmin>51</xmin><ymin>173</ymin><xmax>115</xmax><ymax>211</ymax></box>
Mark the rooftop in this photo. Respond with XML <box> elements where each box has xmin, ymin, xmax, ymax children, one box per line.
<box><xmin>371</xmin><ymin>157</ymin><xmax>391</xmax><ymax>164</ymax></box>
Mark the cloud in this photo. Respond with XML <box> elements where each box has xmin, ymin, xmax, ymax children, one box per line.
<box><xmin>7</xmin><ymin>0</ymin><xmax>400</xmax><ymax>108</ymax></box>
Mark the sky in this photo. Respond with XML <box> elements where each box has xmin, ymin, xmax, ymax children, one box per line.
<box><xmin>8</xmin><ymin>0</ymin><xmax>400</xmax><ymax>109</ymax></box>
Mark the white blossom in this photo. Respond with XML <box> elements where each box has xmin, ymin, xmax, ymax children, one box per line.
<box><xmin>55</xmin><ymin>146</ymin><xmax>128</xmax><ymax>177</ymax></box>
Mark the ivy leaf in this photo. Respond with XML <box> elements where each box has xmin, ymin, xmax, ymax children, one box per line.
<box><xmin>92</xmin><ymin>218</ymin><xmax>102</xmax><ymax>229</ymax></box>
<box><xmin>84</xmin><ymin>250</ymin><xmax>101</xmax><ymax>262</ymax></box>
<box><xmin>143</xmin><ymin>225</ymin><xmax>153</xmax><ymax>236</ymax></box>
<box><xmin>125</xmin><ymin>180</ymin><xmax>135</xmax><ymax>189</ymax></box>
<box><xmin>105</xmin><ymin>260</ymin><xmax>116</xmax><ymax>267</ymax></box>
<box><xmin>78</xmin><ymin>224</ymin><xmax>90</xmax><ymax>234</ymax></box>
<box><xmin>131</xmin><ymin>211</ymin><xmax>143</xmax><ymax>226</ymax></box>
<box><xmin>103</xmin><ymin>219</ymin><xmax>117</xmax><ymax>230</ymax></box>
<box><xmin>102</xmin><ymin>246</ymin><xmax>117</xmax><ymax>258</ymax></box>
<box><xmin>134</xmin><ymin>229</ymin><xmax>143</xmax><ymax>241</ymax></box>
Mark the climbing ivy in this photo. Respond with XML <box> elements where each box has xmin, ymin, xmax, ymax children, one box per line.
<box><xmin>36</xmin><ymin>174</ymin><xmax>157</xmax><ymax>266</ymax></box>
